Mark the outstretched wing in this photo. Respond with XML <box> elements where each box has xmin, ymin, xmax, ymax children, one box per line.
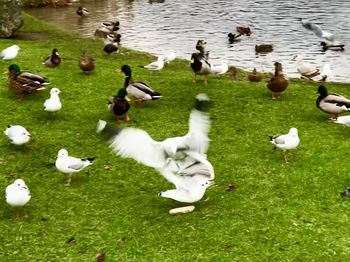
<box><xmin>109</xmin><ymin>128</ymin><xmax>167</xmax><ymax>169</ymax></box>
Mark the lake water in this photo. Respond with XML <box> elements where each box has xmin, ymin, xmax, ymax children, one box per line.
<box><xmin>25</xmin><ymin>0</ymin><xmax>350</xmax><ymax>83</ymax></box>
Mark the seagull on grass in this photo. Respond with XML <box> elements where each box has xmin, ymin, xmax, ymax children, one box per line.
<box><xmin>6</xmin><ymin>179</ymin><xmax>31</xmax><ymax>219</ymax></box>
<box><xmin>97</xmin><ymin>93</ymin><xmax>215</xmax><ymax>204</ymax></box>
<box><xmin>44</xmin><ymin>88</ymin><xmax>62</xmax><ymax>112</ymax></box>
<box><xmin>0</xmin><ymin>45</ymin><xmax>20</xmax><ymax>60</ymax></box>
<box><xmin>4</xmin><ymin>125</ymin><xmax>31</xmax><ymax>145</ymax></box>
<box><xmin>55</xmin><ymin>149</ymin><xmax>95</xmax><ymax>186</ymax></box>
<box><xmin>269</xmin><ymin>128</ymin><xmax>300</xmax><ymax>163</ymax></box>
<box><xmin>139</xmin><ymin>56</ymin><xmax>165</xmax><ymax>71</ymax></box>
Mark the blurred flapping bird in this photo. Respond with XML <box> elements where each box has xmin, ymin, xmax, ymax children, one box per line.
<box><xmin>269</xmin><ymin>128</ymin><xmax>300</xmax><ymax>163</ymax></box>
<box><xmin>97</xmin><ymin>93</ymin><xmax>215</xmax><ymax>204</ymax></box>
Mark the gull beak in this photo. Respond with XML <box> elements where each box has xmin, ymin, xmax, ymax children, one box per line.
<box><xmin>208</xmin><ymin>180</ymin><xmax>215</xmax><ymax>187</ymax></box>
<box><xmin>22</xmin><ymin>186</ymin><xmax>28</xmax><ymax>190</ymax></box>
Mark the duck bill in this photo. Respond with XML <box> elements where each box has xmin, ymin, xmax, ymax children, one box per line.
<box><xmin>125</xmin><ymin>95</ymin><xmax>131</xmax><ymax>102</ymax></box>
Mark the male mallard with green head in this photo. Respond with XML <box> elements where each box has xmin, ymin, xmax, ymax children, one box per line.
<box><xmin>43</xmin><ymin>48</ymin><xmax>61</xmax><ymax>68</ymax></box>
<box><xmin>7</xmin><ymin>64</ymin><xmax>49</xmax><ymax>97</ymax></box>
<box><xmin>267</xmin><ymin>62</ymin><xmax>288</xmax><ymax>100</ymax></box>
<box><xmin>121</xmin><ymin>65</ymin><xmax>161</xmax><ymax>105</ymax></box>
<box><xmin>316</xmin><ymin>85</ymin><xmax>350</xmax><ymax>120</ymax></box>
<box><xmin>108</xmin><ymin>88</ymin><xmax>131</xmax><ymax>124</ymax></box>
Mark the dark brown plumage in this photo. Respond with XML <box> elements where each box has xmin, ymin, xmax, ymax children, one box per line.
<box><xmin>43</xmin><ymin>48</ymin><xmax>61</xmax><ymax>68</ymax></box>
<box><xmin>248</xmin><ymin>68</ymin><xmax>262</xmax><ymax>82</ymax></box>
<box><xmin>267</xmin><ymin>62</ymin><xmax>288</xmax><ymax>100</ymax></box>
<box><xmin>255</xmin><ymin>44</ymin><xmax>273</xmax><ymax>54</ymax></box>
<box><xmin>79</xmin><ymin>51</ymin><xmax>95</xmax><ymax>73</ymax></box>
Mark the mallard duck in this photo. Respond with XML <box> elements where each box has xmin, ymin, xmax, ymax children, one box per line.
<box><xmin>7</xmin><ymin>64</ymin><xmax>49</xmax><ymax>96</ymax></box>
<box><xmin>96</xmin><ymin>93</ymin><xmax>215</xmax><ymax>204</ymax></box>
<box><xmin>1</xmin><ymin>45</ymin><xmax>20</xmax><ymax>60</ymax></box>
<box><xmin>293</xmin><ymin>55</ymin><xmax>319</xmax><ymax>80</ymax></box>
<box><xmin>267</xmin><ymin>62</ymin><xmax>288</xmax><ymax>100</ymax></box>
<box><xmin>248</xmin><ymin>68</ymin><xmax>262</xmax><ymax>82</ymax></box>
<box><xmin>6</xmin><ymin>179</ymin><xmax>31</xmax><ymax>219</ymax></box>
<box><xmin>108</xmin><ymin>88</ymin><xmax>131</xmax><ymax>124</ymax></box>
<box><xmin>255</xmin><ymin>44</ymin><xmax>273</xmax><ymax>54</ymax></box>
<box><xmin>320</xmin><ymin>41</ymin><xmax>345</xmax><ymax>51</ymax></box>
<box><xmin>316</xmin><ymin>85</ymin><xmax>350</xmax><ymax>120</ymax></box>
<box><xmin>227</xmin><ymin>33</ymin><xmax>241</xmax><ymax>43</ymax></box>
<box><xmin>191</xmin><ymin>52</ymin><xmax>211</xmax><ymax>84</ymax></box>
<box><xmin>103</xmin><ymin>43</ymin><xmax>118</xmax><ymax>55</ymax></box>
<box><xmin>101</xmin><ymin>20</ymin><xmax>120</xmax><ymax>31</ymax></box>
<box><xmin>269</xmin><ymin>128</ymin><xmax>300</xmax><ymax>163</ymax></box>
<box><xmin>76</xmin><ymin>6</ymin><xmax>89</xmax><ymax>17</ymax></box>
<box><xmin>79</xmin><ymin>51</ymin><xmax>95</xmax><ymax>73</ymax></box>
<box><xmin>196</xmin><ymin>40</ymin><xmax>207</xmax><ymax>52</ymax></box>
<box><xmin>139</xmin><ymin>56</ymin><xmax>165</xmax><ymax>71</ymax></box>
<box><xmin>43</xmin><ymin>48</ymin><xmax>61</xmax><ymax>68</ymax></box>
<box><xmin>236</xmin><ymin>26</ymin><xmax>251</xmax><ymax>36</ymax></box>
<box><xmin>121</xmin><ymin>65</ymin><xmax>161</xmax><ymax>104</ymax></box>
<box><xmin>228</xmin><ymin>66</ymin><xmax>238</xmax><ymax>80</ymax></box>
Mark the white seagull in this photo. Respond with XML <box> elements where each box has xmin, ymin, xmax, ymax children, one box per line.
<box><xmin>319</xmin><ymin>64</ymin><xmax>333</xmax><ymax>82</ymax></box>
<box><xmin>293</xmin><ymin>55</ymin><xmax>320</xmax><ymax>80</ymax></box>
<box><xmin>163</xmin><ymin>50</ymin><xmax>176</xmax><ymax>64</ymax></box>
<box><xmin>4</xmin><ymin>125</ymin><xmax>31</xmax><ymax>145</ymax></box>
<box><xmin>140</xmin><ymin>56</ymin><xmax>165</xmax><ymax>71</ymax></box>
<box><xmin>97</xmin><ymin>93</ymin><xmax>215</xmax><ymax>204</ymax></box>
<box><xmin>0</xmin><ymin>45</ymin><xmax>20</xmax><ymax>60</ymax></box>
<box><xmin>210</xmin><ymin>62</ymin><xmax>229</xmax><ymax>75</ymax></box>
<box><xmin>6</xmin><ymin>179</ymin><xmax>31</xmax><ymax>219</ymax></box>
<box><xmin>269</xmin><ymin>127</ymin><xmax>300</xmax><ymax>163</ymax></box>
<box><xmin>44</xmin><ymin>88</ymin><xmax>62</xmax><ymax>112</ymax></box>
<box><xmin>55</xmin><ymin>149</ymin><xmax>95</xmax><ymax>186</ymax></box>
<box><xmin>300</xmin><ymin>18</ymin><xmax>335</xmax><ymax>43</ymax></box>
<box><xmin>333</xmin><ymin>115</ymin><xmax>350</xmax><ymax>126</ymax></box>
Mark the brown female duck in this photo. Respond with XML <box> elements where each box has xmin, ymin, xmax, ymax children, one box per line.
<box><xmin>267</xmin><ymin>62</ymin><xmax>288</xmax><ymax>100</ymax></box>
<box><xmin>248</xmin><ymin>68</ymin><xmax>262</xmax><ymax>82</ymax></box>
<box><xmin>79</xmin><ymin>51</ymin><xmax>95</xmax><ymax>73</ymax></box>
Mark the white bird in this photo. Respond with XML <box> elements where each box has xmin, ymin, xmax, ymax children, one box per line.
<box><xmin>4</xmin><ymin>125</ymin><xmax>31</xmax><ymax>145</ymax></box>
<box><xmin>140</xmin><ymin>56</ymin><xmax>165</xmax><ymax>70</ymax></box>
<box><xmin>76</xmin><ymin>6</ymin><xmax>89</xmax><ymax>17</ymax></box>
<box><xmin>55</xmin><ymin>149</ymin><xmax>95</xmax><ymax>186</ymax></box>
<box><xmin>0</xmin><ymin>45</ymin><xmax>20</xmax><ymax>60</ymax></box>
<box><xmin>97</xmin><ymin>93</ymin><xmax>215</xmax><ymax>204</ymax></box>
<box><xmin>319</xmin><ymin>64</ymin><xmax>333</xmax><ymax>82</ymax></box>
<box><xmin>6</xmin><ymin>179</ymin><xmax>31</xmax><ymax>219</ymax></box>
<box><xmin>163</xmin><ymin>50</ymin><xmax>176</xmax><ymax>64</ymax></box>
<box><xmin>210</xmin><ymin>62</ymin><xmax>229</xmax><ymax>75</ymax></box>
<box><xmin>269</xmin><ymin>127</ymin><xmax>300</xmax><ymax>163</ymax></box>
<box><xmin>44</xmin><ymin>88</ymin><xmax>62</xmax><ymax>112</ymax></box>
<box><xmin>293</xmin><ymin>55</ymin><xmax>320</xmax><ymax>80</ymax></box>
<box><xmin>300</xmin><ymin>18</ymin><xmax>335</xmax><ymax>43</ymax></box>
<box><xmin>333</xmin><ymin>115</ymin><xmax>350</xmax><ymax>126</ymax></box>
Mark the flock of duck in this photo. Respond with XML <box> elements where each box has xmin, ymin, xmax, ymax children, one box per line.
<box><xmin>1</xmin><ymin>15</ymin><xmax>350</xmax><ymax>217</ymax></box>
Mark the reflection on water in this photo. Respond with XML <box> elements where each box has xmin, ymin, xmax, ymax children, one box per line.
<box><xmin>25</xmin><ymin>0</ymin><xmax>350</xmax><ymax>83</ymax></box>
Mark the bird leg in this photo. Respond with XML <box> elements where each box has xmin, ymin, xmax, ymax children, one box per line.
<box><xmin>204</xmin><ymin>75</ymin><xmax>208</xmax><ymax>84</ymax></box>
<box><xmin>329</xmin><ymin>114</ymin><xmax>338</xmax><ymax>120</ymax></box>
<box><xmin>116</xmin><ymin>116</ymin><xmax>123</xmax><ymax>125</ymax></box>
<box><xmin>125</xmin><ymin>114</ymin><xmax>131</xmax><ymax>122</ymax></box>
<box><xmin>15</xmin><ymin>207</ymin><xmax>21</xmax><ymax>220</ymax></box>
<box><xmin>283</xmin><ymin>151</ymin><xmax>289</xmax><ymax>164</ymax></box>
<box><xmin>65</xmin><ymin>174</ymin><xmax>72</xmax><ymax>186</ymax></box>
<box><xmin>192</xmin><ymin>74</ymin><xmax>197</xmax><ymax>83</ymax></box>
<box><xmin>135</xmin><ymin>98</ymin><xmax>144</xmax><ymax>105</ymax></box>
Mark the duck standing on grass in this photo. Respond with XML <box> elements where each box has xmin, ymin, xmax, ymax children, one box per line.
<box><xmin>55</xmin><ymin>149</ymin><xmax>95</xmax><ymax>186</ymax></box>
<box><xmin>248</xmin><ymin>68</ymin><xmax>262</xmax><ymax>82</ymax></box>
<box><xmin>79</xmin><ymin>51</ymin><xmax>95</xmax><ymax>73</ymax></box>
<box><xmin>267</xmin><ymin>62</ymin><xmax>288</xmax><ymax>100</ymax></box>
<box><xmin>4</xmin><ymin>125</ymin><xmax>31</xmax><ymax>146</ymax></box>
<box><xmin>43</xmin><ymin>48</ymin><xmax>61</xmax><ymax>68</ymax></box>
<box><xmin>191</xmin><ymin>52</ymin><xmax>211</xmax><ymax>84</ymax></box>
<box><xmin>316</xmin><ymin>85</ymin><xmax>350</xmax><ymax>120</ymax></box>
<box><xmin>108</xmin><ymin>88</ymin><xmax>131</xmax><ymax>124</ymax></box>
<box><xmin>6</xmin><ymin>179</ymin><xmax>31</xmax><ymax>219</ymax></box>
<box><xmin>97</xmin><ymin>93</ymin><xmax>215</xmax><ymax>211</ymax></box>
<box><xmin>44</xmin><ymin>88</ymin><xmax>62</xmax><ymax>113</ymax></box>
<box><xmin>121</xmin><ymin>64</ymin><xmax>162</xmax><ymax>105</ymax></box>
<box><xmin>269</xmin><ymin>128</ymin><xmax>300</xmax><ymax>163</ymax></box>
<box><xmin>7</xmin><ymin>64</ymin><xmax>49</xmax><ymax>98</ymax></box>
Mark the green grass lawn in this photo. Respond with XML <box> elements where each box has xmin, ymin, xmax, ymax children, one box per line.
<box><xmin>1</xmin><ymin>14</ymin><xmax>350</xmax><ymax>261</ymax></box>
